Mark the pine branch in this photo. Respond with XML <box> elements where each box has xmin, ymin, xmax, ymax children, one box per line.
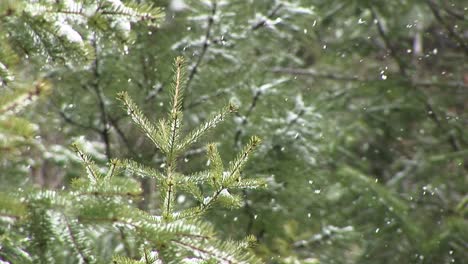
<box><xmin>179</xmin><ymin>103</ymin><xmax>237</xmax><ymax>152</ymax></box>
<box><xmin>167</xmin><ymin>57</ymin><xmax>185</xmax><ymax>162</ymax></box>
<box><xmin>63</xmin><ymin>217</ymin><xmax>93</xmax><ymax>264</ymax></box>
<box><xmin>71</xmin><ymin>173</ymin><xmax>142</xmax><ymax>198</ymax></box>
<box><xmin>99</xmin><ymin>1</ymin><xmax>163</xmax><ymax>23</ymax></box>
<box><xmin>194</xmin><ymin>137</ymin><xmax>261</xmax><ymax>213</ymax></box>
<box><xmin>104</xmin><ymin>159</ymin><xmax>120</xmax><ymax>180</ymax></box>
<box><xmin>113</xmin><ymin>255</ymin><xmax>142</xmax><ymax>264</ymax></box>
<box><xmin>177</xmin><ymin>181</ymin><xmax>203</xmax><ymax>202</ymax></box>
<box><xmin>226</xmin><ymin>136</ymin><xmax>261</xmax><ymax>184</ymax></box>
<box><xmin>27</xmin><ymin>208</ymin><xmax>54</xmax><ymax>262</ymax></box>
<box><xmin>72</xmin><ymin>143</ymin><xmax>102</xmax><ymax>184</ymax></box>
<box><xmin>118</xmin><ymin>159</ymin><xmax>164</xmax><ymax>181</ymax></box>
<box><xmin>174</xmin><ymin>239</ymin><xmax>238</xmax><ymax>263</ymax></box>
<box><xmin>162</xmin><ymin>178</ymin><xmax>175</xmax><ymax>219</ymax></box>
<box><xmin>164</xmin><ymin>57</ymin><xmax>186</xmax><ymax>219</ymax></box>
<box><xmin>207</xmin><ymin>143</ymin><xmax>224</xmax><ymax>187</ymax></box>
<box><xmin>171</xmin><ymin>238</ymin><xmax>261</xmax><ymax>264</ymax></box>
<box><xmin>76</xmin><ymin>191</ymin><xmax>141</xmax><ymax>198</ymax></box>
<box><xmin>117</xmin><ymin>91</ymin><xmax>167</xmax><ymax>153</ymax></box>
<box><xmin>42</xmin><ymin>1</ymin><xmax>163</xmax><ymax>23</ymax></box>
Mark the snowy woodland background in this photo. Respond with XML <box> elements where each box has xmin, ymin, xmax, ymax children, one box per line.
<box><xmin>0</xmin><ymin>0</ymin><xmax>467</xmax><ymax>263</ymax></box>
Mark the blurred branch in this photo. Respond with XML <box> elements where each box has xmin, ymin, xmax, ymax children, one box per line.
<box><xmin>251</xmin><ymin>4</ymin><xmax>283</xmax><ymax>31</ymax></box>
<box><xmin>91</xmin><ymin>37</ymin><xmax>112</xmax><ymax>160</ymax></box>
<box><xmin>185</xmin><ymin>86</ymin><xmax>230</xmax><ymax>109</ymax></box>
<box><xmin>185</xmin><ymin>1</ymin><xmax>217</xmax><ymax>96</ymax></box>
<box><xmin>421</xmin><ymin>93</ymin><xmax>461</xmax><ymax>151</ymax></box>
<box><xmin>441</xmin><ymin>2</ymin><xmax>465</xmax><ymax>20</ymax></box>
<box><xmin>117</xmin><ymin>226</ymin><xmax>133</xmax><ymax>258</ymax></box>
<box><xmin>273</xmin><ymin>66</ymin><xmax>464</xmax><ymax>152</ymax></box>
<box><xmin>271</xmin><ymin>67</ymin><xmax>468</xmax><ymax>89</ymax></box>
<box><xmin>370</xmin><ymin>8</ymin><xmax>407</xmax><ymax>75</ymax></box>
<box><xmin>0</xmin><ymin>82</ymin><xmax>49</xmax><ymax>116</ymax></box>
<box><xmin>370</xmin><ymin>7</ymin><xmax>463</xmax><ymax>152</ymax></box>
<box><xmin>284</xmin><ymin>109</ymin><xmax>305</xmax><ymax>134</ymax></box>
<box><xmin>108</xmin><ymin>115</ymin><xmax>137</xmax><ymax>157</ymax></box>
<box><xmin>63</xmin><ymin>217</ymin><xmax>92</xmax><ymax>264</ymax></box>
<box><xmin>233</xmin><ymin>88</ymin><xmax>261</xmax><ymax>148</ymax></box>
<box><xmin>58</xmin><ymin>110</ymin><xmax>100</xmax><ymax>132</ymax></box>
<box><xmin>272</xmin><ymin>67</ymin><xmax>367</xmax><ymax>82</ymax></box>
<box><xmin>426</xmin><ymin>0</ymin><xmax>468</xmax><ymax>55</ymax></box>
<box><xmin>232</xmin><ymin>86</ymin><xmax>263</xmax><ymax>234</ymax></box>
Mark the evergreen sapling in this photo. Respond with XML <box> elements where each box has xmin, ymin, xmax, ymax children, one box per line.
<box><xmin>73</xmin><ymin>57</ymin><xmax>265</xmax><ymax>263</ymax></box>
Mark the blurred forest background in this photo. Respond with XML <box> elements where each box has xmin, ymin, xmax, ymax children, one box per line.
<box><xmin>0</xmin><ymin>0</ymin><xmax>467</xmax><ymax>263</ymax></box>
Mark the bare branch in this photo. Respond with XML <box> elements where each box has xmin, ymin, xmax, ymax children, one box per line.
<box><xmin>185</xmin><ymin>2</ymin><xmax>217</xmax><ymax>97</ymax></box>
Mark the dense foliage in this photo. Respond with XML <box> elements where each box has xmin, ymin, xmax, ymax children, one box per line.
<box><xmin>1</xmin><ymin>0</ymin><xmax>467</xmax><ymax>263</ymax></box>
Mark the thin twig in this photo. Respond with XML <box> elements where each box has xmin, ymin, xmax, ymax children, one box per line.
<box><xmin>58</xmin><ymin>110</ymin><xmax>100</xmax><ymax>132</ymax></box>
<box><xmin>118</xmin><ymin>226</ymin><xmax>133</xmax><ymax>258</ymax></box>
<box><xmin>91</xmin><ymin>37</ymin><xmax>112</xmax><ymax>160</ymax></box>
<box><xmin>185</xmin><ymin>2</ymin><xmax>217</xmax><ymax>96</ymax></box>
<box><xmin>233</xmin><ymin>90</ymin><xmax>261</xmax><ymax>147</ymax></box>
<box><xmin>108</xmin><ymin>115</ymin><xmax>138</xmax><ymax>157</ymax></box>
<box><xmin>232</xmin><ymin>88</ymin><xmax>262</xmax><ymax>234</ymax></box>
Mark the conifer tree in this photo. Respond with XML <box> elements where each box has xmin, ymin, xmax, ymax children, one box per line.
<box><xmin>0</xmin><ymin>57</ymin><xmax>264</xmax><ymax>263</ymax></box>
<box><xmin>1</xmin><ymin>0</ymin><xmax>467</xmax><ymax>263</ymax></box>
